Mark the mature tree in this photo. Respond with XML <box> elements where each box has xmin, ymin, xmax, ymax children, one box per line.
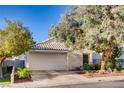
<box><xmin>49</xmin><ymin>6</ymin><xmax>124</xmax><ymax>71</ymax></box>
<box><xmin>0</xmin><ymin>19</ymin><xmax>34</xmax><ymax>78</ymax></box>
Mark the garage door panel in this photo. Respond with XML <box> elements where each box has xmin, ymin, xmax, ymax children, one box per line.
<box><xmin>28</xmin><ymin>52</ymin><xmax>67</xmax><ymax>70</ymax></box>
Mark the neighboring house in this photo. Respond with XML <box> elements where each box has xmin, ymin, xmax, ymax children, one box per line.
<box><xmin>26</xmin><ymin>39</ymin><xmax>104</xmax><ymax>71</ymax></box>
<box><xmin>118</xmin><ymin>46</ymin><xmax>124</xmax><ymax>68</ymax></box>
<box><xmin>3</xmin><ymin>54</ymin><xmax>26</xmax><ymax>68</ymax></box>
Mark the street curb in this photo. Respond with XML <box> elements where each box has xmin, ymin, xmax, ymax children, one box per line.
<box><xmin>1</xmin><ymin>76</ymin><xmax>124</xmax><ymax>88</ymax></box>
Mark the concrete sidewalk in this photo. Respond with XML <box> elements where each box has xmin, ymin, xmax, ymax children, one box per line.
<box><xmin>1</xmin><ymin>74</ymin><xmax>124</xmax><ymax>88</ymax></box>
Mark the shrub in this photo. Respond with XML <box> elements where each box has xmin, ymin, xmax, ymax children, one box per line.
<box><xmin>2</xmin><ymin>66</ymin><xmax>8</xmax><ymax>74</ymax></box>
<box><xmin>15</xmin><ymin>68</ymin><xmax>30</xmax><ymax>78</ymax></box>
<box><xmin>89</xmin><ymin>64</ymin><xmax>94</xmax><ymax>70</ymax></box>
<box><xmin>116</xmin><ymin>67</ymin><xmax>122</xmax><ymax>71</ymax></box>
<box><xmin>83</xmin><ymin>64</ymin><xmax>95</xmax><ymax>71</ymax></box>
<box><xmin>94</xmin><ymin>64</ymin><xmax>100</xmax><ymax>70</ymax></box>
<box><xmin>83</xmin><ymin>64</ymin><xmax>101</xmax><ymax>71</ymax></box>
<box><xmin>105</xmin><ymin>61</ymin><xmax>114</xmax><ymax>70</ymax></box>
<box><xmin>83</xmin><ymin>64</ymin><xmax>91</xmax><ymax>71</ymax></box>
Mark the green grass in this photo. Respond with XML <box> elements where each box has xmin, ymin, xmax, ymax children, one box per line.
<box><xmin>0</xmin><ymin>73</ymin><xmax>10</xmax><ymax>85</ymax></box>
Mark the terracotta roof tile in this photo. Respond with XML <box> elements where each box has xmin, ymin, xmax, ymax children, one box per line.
<box><xmin>31</xmin><ymin>39</ymin><xmax>68</xmax><ymax>51</ymax></box>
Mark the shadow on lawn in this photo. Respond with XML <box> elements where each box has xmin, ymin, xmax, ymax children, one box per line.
<box><xmin>0</xmin><ymin>73</ymin><xmax>10</xmax><ymax>84</ymax></box>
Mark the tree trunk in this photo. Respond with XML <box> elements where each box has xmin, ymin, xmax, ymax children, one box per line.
<box><xmin>0</xmin><ymin>57</ymin><xmax>6</xmax><ymax>78</ymax></box>
<box><xmin>0</xmin><ymin>63</ymin><xmax>3</xmax><ymax>78</ymax></box>
<box><xmin>100</xmin><ymin>48</ymin><xmax>111</xmax><ymax>73</ymax></box>
<box><xmin>100</xmin><ymin>57</ymin><xmax>106</xmax><ymax>71</ymax></box>
<box><xmin>11</xmin><ymin>65</ymin><xmax>15</xmax><ymax>84</ymax></box>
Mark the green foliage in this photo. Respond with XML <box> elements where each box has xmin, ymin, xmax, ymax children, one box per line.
<box><xmin>94</xmin><ymin>64</ymin><xmax>101</xmax><ymax>70</ymax></box>
<box><xmin>49</xmin><ymin>6</ymin><xmax>124</xmax><ymax>70</ymax></box>
<box><xmin>0</xmin><ymin>19</ymin><xmax>35</xmax><ymax>57</ymax></box>
<box><xmin>0</xmin><ymin>73</ymin><xmax>10</xmax><ymax>83</ymax></box>
<box><xmin>110</xmin><ymin>45</ymin><xmax>123</xmax><ymax>68</ymax></box>
<box><xmin>116</xmin><ymin>67</ymin><xmax>122</xmax><ymax>71</ymax></box>
<box><xmin>49</xmin><ymin>6</ymin><xmax>124</xmax><ymax>51</ymax></box>
<box><xmin>105</xmin><ymin>60</ymin><xmax>114</xmax><ymax>70</ymax></box>
<box><xmin>83</xmin><ymin>63</ymin><xmax>100</xmax><ymax>71</ymax></box>
<box><xmin>83</xmin><ymin>64</ymin><xmax>91</xmax><ymax>71</ymax></box>
<box><xmin>2</xmin><ymin>66</ymin><xmax>8</xmax><ymax>74</ymax></box>
<box><xmin>0</xmin><ymin>19</ymin><xmax>34</xmax><ymax>78</ymax></box>
<box><xmin>15</xmin><ymin>68</ymin><xmax>29</xmax><ymax>78</ymax></box>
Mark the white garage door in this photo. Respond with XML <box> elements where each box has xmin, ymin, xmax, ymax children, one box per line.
<box><xmin>27</xmin><ymin>52</ymin><xmax>67</xmax><ymax>70</ymax></box>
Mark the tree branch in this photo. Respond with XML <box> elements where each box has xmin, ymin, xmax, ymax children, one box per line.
<box><xmin>0</xmin><ymin>57</ymin><xmax>6</xmax><ymax>64</ymax></box>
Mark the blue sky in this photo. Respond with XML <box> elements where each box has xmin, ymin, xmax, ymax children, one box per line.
<box><xmin>0</xmin><ymin>5</ymin><xmax>69</xmax><ymax>43</ymax></box>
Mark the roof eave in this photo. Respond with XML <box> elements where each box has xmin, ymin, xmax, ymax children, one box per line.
<box><xmin>29</xmin><ymin>49</ymin><xmax>68</xmax><ymax>53</ymax></box>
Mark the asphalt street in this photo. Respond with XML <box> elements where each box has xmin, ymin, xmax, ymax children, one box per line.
<box><xmin>51</xmin><ymin>80</ymin><xmax>124</xmax><ymax>88</ymax></box>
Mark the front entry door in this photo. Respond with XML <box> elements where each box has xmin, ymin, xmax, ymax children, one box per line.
<box><xmin>83</xmin><ymin>54</ymin><xmax>89</xmax><ymax>64</ymax></box>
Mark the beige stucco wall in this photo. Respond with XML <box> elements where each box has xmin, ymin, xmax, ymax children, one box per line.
<box><xmin>27</xmin><ymin>50</ymin><xmax>101</xmax><ymax>71</ymax></box>
<box><xmin>67</xmin><ymin>51</ymin><xmax>83</xmax><ymax>70</ymax></box>
<box><xmin>27</xmin><ymin>52</ymin><xmax>68</xmax><ymax>70</ymax></box>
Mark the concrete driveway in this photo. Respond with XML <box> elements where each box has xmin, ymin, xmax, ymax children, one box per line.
<box><xmin>4</xmin><ymin>71</ymin><xmax>87</xmax><ymax>88</ymax></box>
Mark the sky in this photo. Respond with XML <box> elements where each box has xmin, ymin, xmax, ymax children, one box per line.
<box><xmin>0</xmin><ymin>5</ymin><xmax>69</xmax><ymax>43</ymax></box>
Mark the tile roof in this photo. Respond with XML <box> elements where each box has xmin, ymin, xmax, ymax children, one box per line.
<box><xmin>31</xmin><ymin>39</ymin><xmax>68</xmax><ymax>51</ymax></box>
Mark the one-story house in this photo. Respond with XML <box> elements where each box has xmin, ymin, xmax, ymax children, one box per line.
<box><xmin>26</xmin><ymin>39</ymin><xmax>124</xmax><ymax>80</ymax></box>
<box><xmin>26</xmin><ymin>39</ymin><xmax>104</xmax><ymax>71</ymax></box>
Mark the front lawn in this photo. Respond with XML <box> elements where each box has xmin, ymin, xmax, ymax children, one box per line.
<box><xmin>0</xmin><ymin>73</ymin><xmax>10</xmax><ymax>84</ymax></box>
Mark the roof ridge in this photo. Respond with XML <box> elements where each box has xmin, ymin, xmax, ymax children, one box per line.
<box><xmin>33</xmin><ymin>38</ymin><xmax>54</xmax><ymax>46</ymax></box>
<box><xmin>41</xmin><ymin>38</ymin><xmax>54</xmax><ymax>43</ymax></box>
<box><xmin>31</xmin><ymin>38</ymin><xmax>68</xmax><ymax>51</ymax></box>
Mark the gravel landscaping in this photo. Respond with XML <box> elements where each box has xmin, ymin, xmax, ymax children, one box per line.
<box><xmin>76</xmin><ymin>71</ymin><xmax>124</xmax><ymax>78</ymax></box>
